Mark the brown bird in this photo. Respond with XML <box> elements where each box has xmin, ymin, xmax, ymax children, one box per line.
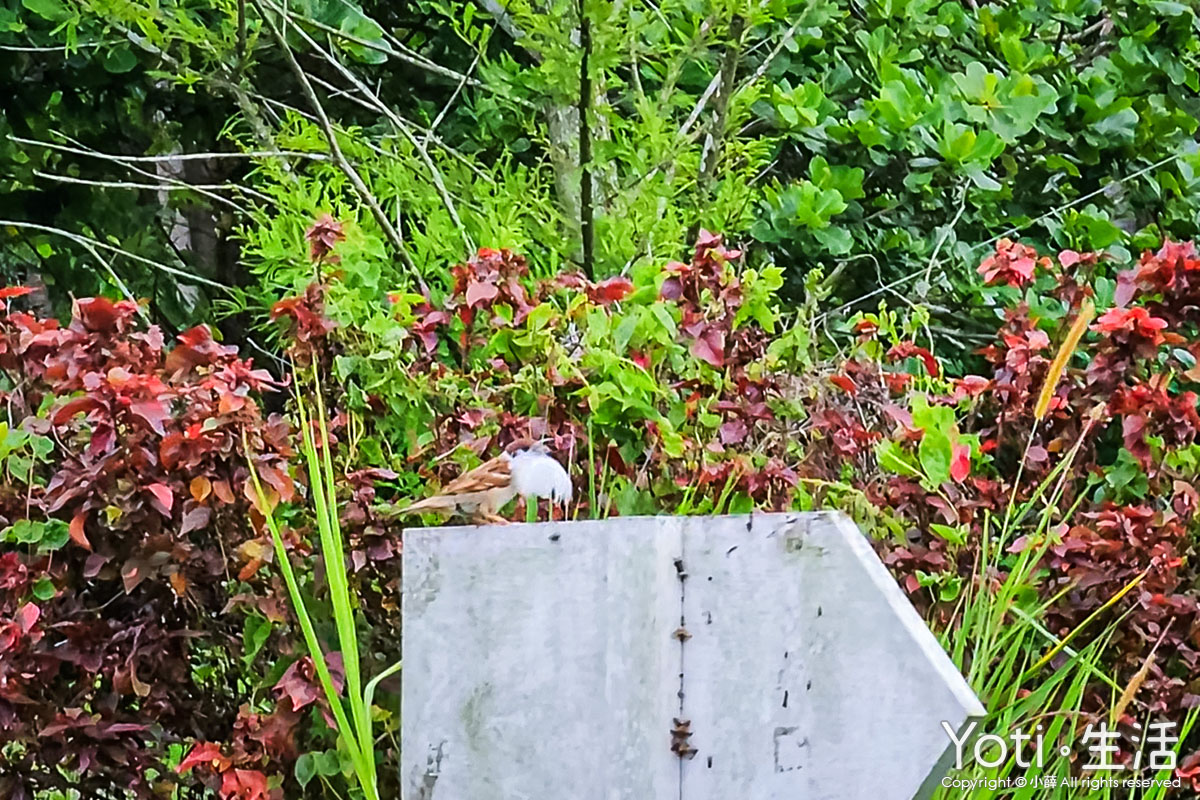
<box><xmin>400</xmin><ymin>438</ymin><xmax>572</xmax><ymax>524</ymax></box>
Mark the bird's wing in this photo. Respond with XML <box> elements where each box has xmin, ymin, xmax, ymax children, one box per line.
<box><xmin>438</xmin><ymin>453</ymin><xmax>512</xmax><ymax>495</ymax></box>
<box><xmin>400</xmin><ymin>454</ymin><xmax>512</xmax><ymax>516</ymax></box>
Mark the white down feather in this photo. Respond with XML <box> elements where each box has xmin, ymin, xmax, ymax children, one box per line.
<box><xmin>509</xmin><ymin>450</ymin><xmax>573</xmax><ymax>503</ymax></box>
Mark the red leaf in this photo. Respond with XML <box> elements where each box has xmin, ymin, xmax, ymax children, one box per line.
<box><xmin>464</xmin><ymin>279</ymin><xmax>500</xmax><ymax>308</ymax></box>
<box><xmin>695</xmin><ymin>229</ymin><xmax>721</xmax><ymax>249</ymax></box>
<box><xmin>0</xmin><ymin>286</ymin><xmax>33</xmax><ymax>299</ymax></box>
<box><xmin>588</xmin><ymin>276</ymin><xmax>634</xmax><ymax>305</ymax></box>
<box><xmin>830</xmin><ymin>375</ymin><xmax>858</xmax><ymax>395</ymax></box>
<box><xmin>690</xmin><ymin>327</ymin><xmax>725</xmax><ymax>367</ymax></box>
<box><xmin>88</xmin><ymin>423</ymin><xmax>116</xmax><ymax>457</ymax></box>
<box><xmin>719</xmin><ymin>418</ymin><xmax>749</xmax><ymax>445</ymax></box>
<box><xmin>75</xmin><ymin>297</ymin><xmax>127</xmax><ymax>333</ymax></box>
<box><xmin>180</xmin><ymin>503</ymin><xmax>212</xmax><ymax>535</ymax></box>
<box><xmin>222</xmin><ymin>768</ymin><xmax>271</xmax><ymax>800</ymax></box>
<box><xmin>274</xmin><ymin>653</ymin><xmax>345</xmax><ymax>713</ymax></box>
<box><xmin>956</xmin><ymin>375</ymin><xmax>991</xmax><ymax>398</ymax></box>
<box><xmin>950</xmin><ymin>443</ymin><xmax>971</xmax><ymax>482</ymax></box>
<box><xmin>83</xmin><ymin>552</ymin><xmax>109</xmax><ymax>578</ymax></box>
<box><xmin>257</xmin><ymin>465</ymin><xmax>296</xmax><ymax>503</ymax></box>
<box><xmin>177</xmin><ymin>741</ymin><xmax>229</xmax><ymax>775</ymax></box>
<box><xmin>887</xmin><ymin>342</ymin><xmax>939</xmax><ymax>378</ymax></box>
<box><xmin>1058</xmin><ymin>250</ymin><xmax>1081</xmax><ymax>268</ymax></box>
<box><xmin>274</xmin><ymin>658</ymin><xmax>322</xmax><ymax>712</ymax></box>
<box><xmin>212</xmin><ymin>479</ymin><xmax>236</xmax><ymax>504</ymax></box>
<box><xmin>852</xmin><ymin>319</ymin><xmax>879</xmax><ymax>336</ymax></box>
<box><xmin>51</xmin><ymin>396</ymin><xmax>104</xmax><ymax>426</ymax></box>
<box><xmin>1007</xmin><ymin>536</ymin><xmax>1030</xmax><ymax>553</ymax></box>
<box><xmin>159</xmin><ymin>432</ymin><xmax>186</xmax><ymax>471</ymax></box>
<box><xmin>305</xmin><ymin>214</ymin><xmax>345</xmax><ymax>262</ymax></box>
<box><xmin>69</xmin><ymin>512</ymin><xmax>91</xmax><ymax>551</ymax></box>
<box><xmin>130</xmin><ymin>399</ymin><xmax>170</xmax><ymax>435</ymax></box>
<box><xmin>16</xmin><ymin>602</ymin><xmax>39</xmax><ymax>633</ymax></box>
<box><xmin>146</xmin><ymin>483</ymin><xmax>174</xmax><ymax>516</ymax></box>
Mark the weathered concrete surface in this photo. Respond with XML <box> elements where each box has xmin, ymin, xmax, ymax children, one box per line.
<box><xmin>402</xmin><ymin>512</ymin><xmax>984</xmax><ymax>800</ymax></box>
<box><xmin>678</xmin><ymin>513</ymin><xmax>985</xmax><ymax>799</ymax></box>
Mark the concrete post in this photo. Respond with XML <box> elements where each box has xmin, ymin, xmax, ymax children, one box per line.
<box><xmin>402</xmin><ymin>512</ymin><xmax>984</xmax><ymax>800</ymax></box>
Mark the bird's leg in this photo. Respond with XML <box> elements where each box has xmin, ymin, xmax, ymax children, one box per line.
<box><xmin>479</xmin><ymin>511</ymin><xmax>509</xmax><ymax>525</ymax></box>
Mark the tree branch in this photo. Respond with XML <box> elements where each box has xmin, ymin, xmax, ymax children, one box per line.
<box><xmin>0</xmin><ymin>220</ymin><xmax>231</xmax><ymax>292</ymax></box>
<box><xmin>578</xmin><ymin>0</ymin><xmax>594</xmax><ymax>279</ymax></box>
<box><xmin>698</xmin><ymin>15</ymin><xmax>744</xmax><ymax>200</ymax></box>
<box><xmin>8</xmin><ymin>135</ymin><xmax>331</xmax><ymax>164</ymax></box>
<box><xmin>250</xmin><ymin>0</ymin><xmax>422</xmax><ymax>281</ymax></box>
<box><xmin>31</xmin><ymin>170</ymin><xmax>256</xmax><ymax>215</ymax></box>
<box><xmin>279</xmin><ymin>5</ymin><xmax>534</xmax><ymax>108</ymax></box>
<box><xmin>270</xmin><ymin>7</ymin><xmax>474</xmax><ymax>255</ymax></box>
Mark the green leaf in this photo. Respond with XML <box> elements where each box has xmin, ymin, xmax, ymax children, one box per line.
<box><xmin>1151</xmin><ymin>1</ymin><xmax>1190</xmax><ymax>16</ymax></box>
<box><xmin>938</xmin><ymin>575</ymin><xmax>963</xmax><ymax>602</ymax></box>
<box><xmin>295</xmin><ymin>753</ymin><xmax>317</xmax><ymax>787</ymax></box>
<box><xmin>613</xmin><ymin>310</ymin><xmax>640</xmax><ymax>353</ymax></box>
<box><xmin>5</xmin><ymin>519</ymin><xmax>40</xmax><ymax>545</ymax></box>
<box><xmin>910</xmin><ymin>396</ymin><xmax>955</xmax><ymax>434</ymax></box>
<box><xmin>1091</xmin><ymin>107</ymin><xmax>1139</xmax><ymax>142</ymax></box>
<box><xmin>30</xmin><ymin>435</ymin><xmax>52</xmax><ymax>461</ymax></box>
<box><xmin>242</xmin><ymin>615</ymin><xmax>273</xmax><ymax>667</ymax></box>
<box><xmin>918</xmin><ymin>428</ymin><xmax>953</xmax><ymax>487</ymax></box>
<box><xmin>101</xmin><ymin>47</ymin><xmax>138</xmax><ymax>74</ymax></box>
<box><xmin>964</xmin><ymin>166</ymin><xmax>1001</xmax><ymax>192</ymax></box>
<box><xmin>32</xmin><ymin>576</ymin><xmax>55</xmax><ymax>601</ymax></box>
<box><xmin>812</xmin><ymin>225</ymin><xmax>853</xmax><ymax>255</ymax></box>
<box><xmin>7</xmin><ymin>454</ymin><xmax>32</xmax><ymax>483</ymax></box>
<box><xmin>929</xmin><ymin>523</ymin><xmax>966</xmax><ymax>545</ymax></box>
<box><xmin>877</xmin><ymin>440</ymin><xmax>919</xmax><ymax>477</ymax></box>
<box><xmin>38</xmin><ymin>519</ymin><xmax>70</xmax><ymax>552</ymax></box>
<box><xmin>315</xmin><ymin>749</ymin><xmax>342</xmax><ymax>776</ymax></box>
<box><xmin>21</xmin><ymin>0</ymin><xmax>71</xmax><ymax>22</ymax></box>
<box><xmin>1104</xmin><ymin>449</ymin><xmax>1148</xmax><ymax>500</ymax></box>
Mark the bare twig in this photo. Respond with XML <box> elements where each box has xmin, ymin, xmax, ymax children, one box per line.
<box><xmin>678</xmin><ymin>72</ymin><xmax>723</xmax><ymax>141</ymax></box>
<box><xmin>277</xmin><ymin>4</ymin><xmax>534</xmax><ymax>109</ymax></box>
<box><xmin>813</xmin><ymin>151</ymin><xmax>1186</xmax><ymax>326</ymax></box>
<box><xmin>31</xmin><ymin>170</ymin><xmax>256</xmax><ymax>215</ymax></box>
<box><xmin>0</xmin><ymin>219</ymin><xmax>231</xmax><ymax>292</ymax></box>
<box><xmin>237</xmin><ymin>0</ymin><xmax>248</xmax><ymax>64</ymax></box>
<box><xmin>0</xmin><ymin>40</ymin><xmax>118</xmax><ymax>52</ymax></box>
<box><xmin>251</xmin><ymin>86</ymin><xmax>492</xmax><ymax>188</ymax></box>
<box><xmin>657</xmin><ymin>15</ymin><xmax>714</xmax><ymax>109</ymax></box>
<box><xmin>9</xmin><ymin>135</ymin><xmax>329</xmax><ymax>164</ymax></box>
<box><xmin>110</xmin><ymin>21</ymin><xmax>286</xmax><ymax>158</ymax></box>
<box><xmin>70</xmin><ymin>238</ymin><xmax>147</xmax><ymax>319</ymax></box>
<box><xmin>698</xmin><ymin>15</ymin><xmax>744</xmax><ymax>193</ymax></box>
<box><xmin>736</xmin><ymin>13</ymin><xmax>811</xmax><ymax>95</ymax></box>
<box><xmin>426</xmin><ymin>48</ymin><xmax>483</xmax><ymax>142</ymax></box>
<box><xmin>274</xmin><ymin>8</ymin><xmax>474</xmax><ymax>254</ymax></box>
<box><xmin>251</xmin><ymin>0</ymin><xmax>422</xmax><ymax>281</ymax></box>
<box><xmin>30</xmin><ymin>131</ymin><xmax>280</xmax><ymax>212</ymax></box>
<box><xmin>578</xmin><ymin>0</ymin><xmax>594</xmax><ymax>278</ymax></box>
<box><xmin>921</xmin><ymin>181</ymin><xmax>969</xmax><ymax>290</ymax></box>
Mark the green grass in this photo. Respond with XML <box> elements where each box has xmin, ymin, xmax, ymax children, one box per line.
<box><xmin>928</xmin><ymin>430</ymin><xmax>1192</xmax><ymax>799</ymax></box>
<box><xmin>246</xmin><ymin>365</ymin><xmax>401</xmax><ymax>800</ymax></box>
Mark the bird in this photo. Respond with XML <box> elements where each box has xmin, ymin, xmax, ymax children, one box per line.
<box><xmin>399</xmin><ymin>438</ymin><xmax>572</xmax><ymax>524</ymax></box>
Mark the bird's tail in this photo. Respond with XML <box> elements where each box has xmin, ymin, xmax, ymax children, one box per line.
<box><xmin>397</xmin><ymin>495</ymin><xmax>453</xmax><ymax>516</ymax></box>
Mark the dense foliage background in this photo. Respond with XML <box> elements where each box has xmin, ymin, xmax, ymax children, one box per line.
<box><xmin>3</xmin><ymin>0</ymin><xmax>1200</xmax><ymax>797</ymax></box>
